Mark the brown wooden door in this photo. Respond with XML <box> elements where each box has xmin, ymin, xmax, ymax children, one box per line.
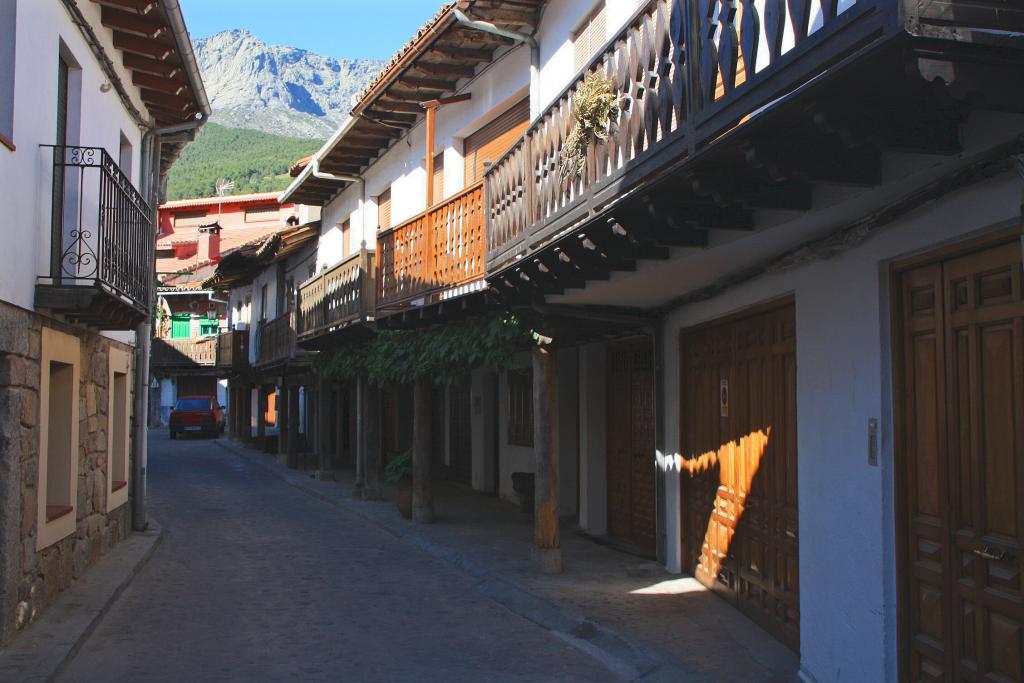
<box><xmin>679</xmin><ymin>301</ymin><xmax>799</xmax><ymax>651</ymax></box>
<box><xmin>607</xmin><ymin>341</ymin><xmax>657</xmax><ymax>551</ymax></box>
<box><xmin>897</xmin><ymin>237</ymin><xmax>1024</xmax><ymax>682</ymax></box>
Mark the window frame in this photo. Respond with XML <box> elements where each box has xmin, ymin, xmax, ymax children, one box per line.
<box><xmin>0</xmin><ymin>0</ymin><xmax>15</xmax><ymax>151</ymax></box>
<box><xmin>506</xmin><ymin>367</ymin><xmax>534</xmax><ymax>447</ymax></box>
<box><xmin>37</xmin><ymin>327</ymin><xmax>80</xmax><ymax>550</ymax></box>
<box><xmin>106</xmin><ymin>347</ymin><xmax>131</xmax><ymax>512</ymax></box>
<box><xmin>572</xmin><ymin>3</ymin><xmax>607</xmax><ymax>74</ymax></box>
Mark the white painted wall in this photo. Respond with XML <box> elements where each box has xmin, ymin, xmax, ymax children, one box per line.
<box><xmin>660</xmin><ymin>171</ymin><xmax>1021</xmax><ymax>683</ymax></box>
<box><xmin>1</xmin><ymin>0</ymin><xmax>150</xmax><ymax>319</ymax></box>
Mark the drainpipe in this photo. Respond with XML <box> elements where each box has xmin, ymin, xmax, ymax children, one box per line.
<box><xmin>310</xmin><ymin>157</ymin><xmax>368</xmax><ymax>253</ymax></box>
<box><xmin>453</xmin><ymin>9</ymin><xmax>541</xmax><ymax>118</ymax></box>
<box><xmin>131</xmin><ymin>116</ymin><xmax>206</xmax><ymax>532</ymax></box>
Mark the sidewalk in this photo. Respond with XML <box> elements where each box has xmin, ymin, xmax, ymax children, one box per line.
<box><xmin>0</xmin><ymin>524</ymin><xmax>162</xmax><ymax>683</ymax></box>
<box><xmin>217</xmin><ymin>438</ymin><xmax>799</xmax><ymax>683</ymax></box>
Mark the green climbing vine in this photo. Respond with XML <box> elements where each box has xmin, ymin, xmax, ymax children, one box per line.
<box><xmin>316</xmin><ymin>313</ymin><xmax>531</xmax><ymax>386</ymax></box>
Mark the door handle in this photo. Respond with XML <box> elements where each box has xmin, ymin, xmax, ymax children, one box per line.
<box><xmin>972</xmin><ymin>546</ymin><xmax>1013</xmax><ymax>562</ymax></box>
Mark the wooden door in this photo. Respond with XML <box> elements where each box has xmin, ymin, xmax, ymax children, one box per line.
<box><xmin>449</xmin><ymin>380</ymin><xmax>473</xmax><ymax>486</ymax></box>
<box><xmin>897</xmin><ymin>236</ymin><xmax>1024</xmax><ymax>682</ymax></box>
<box><xmin>679</xmin><ymin>301</ymin><xmax>799</xmax><ymax>651</ymax></box>
<box><xmin>607</xmin><ymin>341</ymin><xmax>657</xmax><ymax>551</ymax></box>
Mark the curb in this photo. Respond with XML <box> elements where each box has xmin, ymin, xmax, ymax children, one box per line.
<box><xmin>215</xmin><ymin>438</ymin><xmax>691</xmax><ymax>682</ymax></box>
<box><xmin>0</xmin><ymin>522</ymin><xmax>163</xmax><ymax>683</ymax></box>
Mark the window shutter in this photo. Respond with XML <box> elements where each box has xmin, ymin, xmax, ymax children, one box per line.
<box><xmin>431</xmin><ymin>151</ymin><xmax>445</xmax><ymax>204</ymax></box>
<box><xmin>377</xmin><ymin>188</ymin><xmax>391</xmax><ymax>231</ymax></box>
<box><xmin>463</xmin><ymin>97</ymin><xmax>530</xmax><ymax>185</ymax></box>
<box><xmin>341</xmin><ymin>219</ymin><xmax>351</xmax><ymax>256</ymax></box>
<box><xmin>573</xmin><ymin>5</ymin><xmax>607</xmax><ymax>73</ymax></box>
<box><xmin>56</xmin><ymin>56</ymin><xmax>69</xmax><ymax>145</ymax></box>
<box><xmin>170</xmin><ymin>314</ymin><xmax>191</xmax><ymax>339</ymax></box>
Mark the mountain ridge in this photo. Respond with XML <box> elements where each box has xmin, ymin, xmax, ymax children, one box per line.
<box><xmin>193</xmin><ymin>29</ymin><xmax>384</xmax><ymax>139</ymax></box>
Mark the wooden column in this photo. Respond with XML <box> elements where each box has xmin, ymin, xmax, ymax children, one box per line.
<box><xmin>278</xmin><ymin>383</ymin><xmax>289</xmax><ymax>463</ymax></box>
<box><xmin>357</xmin><ymin>375</ymin><xmax>382</xmax><ymax>500</ymax></box>
<box><xmin>412</xmin><ymin>379</ymin><xmax>434</xmax><ymax>523</ymax></box>
<box><xmin>256</xmin><ymin>385</ymin><xmax>266</xmax><ymax>445</ymax></box>
<box><xmin>533</xmin><ymin>345</ymin><xmax>562</xmax><ymax>573</ymax></box>
<box><xmin>425</xmin><ymin>104</ymin><xmax>436</xmax><ymax>207</ymax></box>
<box><xmin>316</xmin><ymin>375</ymin><xmax>328</xmax><ymax>470</ymax></box>
<box><xmin>287</xmin><ymin>384</ymin><xmax>300</xmax><ymax>469</ymax></box>
<box><xmin>334</xmin><ymin>384</ymin><xmax>345</xmax><ymax>466</ymax></box>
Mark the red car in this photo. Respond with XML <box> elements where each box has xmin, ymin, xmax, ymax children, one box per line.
<box><xmin>169</xmin><ymin>396</ymin><xmax>224</xmax><ymax>439</ymax></box>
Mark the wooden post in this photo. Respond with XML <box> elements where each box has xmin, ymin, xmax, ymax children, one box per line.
<box><xmin>533</xmin><ymin>345</ymin><xmax>562</xmax><ymax>573</ymax></box>
<box><xmin>287</xmin><ymin>384</ymin><xmax>299</xmax><ymax>469</ymax></box>
<box><xmin>425</xmin><ymin>104</ymin><xmax>436</xmax><ymax>208</ymax></box>
<box><xmin>412</xmin><ymin>379</ymin><xmax>434</xmax><ymax>523</ymax></box>
<box><xmin>357</xmin><ymin>374</ymin><xmax>382</xmax><ymax>500</ymax></box>
<box><xmin>278</xmin><ymin>382</ymin><xmax>289</xmax><ymax>463</ymax></box>
<box><xmin>256</xmin><ymin>385</ymin><xmax>266</xmax><ymax>445</ymax></box>
<box><xmin>334</xmin><ymin>383</ymin><xmax>345</xmax><ymax>466</ymax></box>
<box><xmin>317</xmin><ymin>375</ymin><xmax>328</xmax><ymax>470</ymax></box>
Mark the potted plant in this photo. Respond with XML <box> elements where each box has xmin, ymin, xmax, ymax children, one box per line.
<box><xmin>385</xmin><ymin>450</ymin><xmax>413</xmax><ymax>519</ymax></box>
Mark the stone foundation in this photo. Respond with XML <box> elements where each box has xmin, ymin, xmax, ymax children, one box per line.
<box><xmin>0</xmin><ymin>300</ymin><xmax>134</xmax><ymax>644</ymax></box>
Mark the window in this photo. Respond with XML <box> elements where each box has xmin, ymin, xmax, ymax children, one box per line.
<box><xmin>507</xmin><ymin>368</ymin><xmax>533</xmax><ymax>447</ymax></box>
<box><xmin>259</xmin><ymin>284</ymin><xmax>268</xmax><ymax>321</ymax></box>
<box><xmin>173</xmin><ymin>210</ymin><xmax>208</xmax><ymax>228</ymax></box>
<box><xmin>340</xmin><ymin>219</ymin><xmax>351</xmax><ymax>257</ymax></box>
<box><xmin>573</xmin><ymin>4</ymin><xmax>607</xmax><ymax>73</ymax></box>
<box><xmin>107</xmin><ymin>348</ymin><xmax>130</xmax><ymax>512</ymax></box>
<box><xmin>377</xmin><ymin>188</ymin><xmax>391</xmax><ymax>231</ymax></box>
<box><xmin>463</xmin><ymin>98</ymin><xmax>530</xmax><ymax>185</ymax></box>
<box><xmin>118</xmin><ymin>131</ymin><xmax>133</xmax><ymax>179</ymax></box>
<box><xmin>431</xmin><ymin>151</ymin><xmax>444</xmax><ymax>204</ymax></box>
<box><xmin>0</xmin><ymin>0</ymin><xmax>15</xmax><ymax>150</ymax></box>
<box><xmin>245</xmin><ymin>205</ymin><xmax>279</xmax><ymax>223</ymax></box>
<box><xmin>37</xmin><ymin>327</ymin><xmax>80</xmax><ymax>550</ymax></box>
<box><xmin>244</xmin><ymin>295</ymin><xmax>252</xmax><ymax>324</ymax></box>
<box><xmin>200</xmin><ymin>315</ymin><xmax>219</xmax><ymax>336</ymax></box>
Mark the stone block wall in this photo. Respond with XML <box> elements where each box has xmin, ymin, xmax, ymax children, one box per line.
<box><xmin>0</xmin><ymin>300</ymin><xmax>134</xmax><ymax>644</ymax></box>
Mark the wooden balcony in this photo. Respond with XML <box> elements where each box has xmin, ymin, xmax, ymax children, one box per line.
<box><xmin>484</xmin><ymin>0</ymin><xmax>900</xmax><ymax>272</ymax></box>
<box><xmin>376</xmin><ymin>181</ymin><xmax>485</xmax><ymax>313</ymax></box>
<box><xmin>296</xmin><ymin>246</ymin><xmax>375</xmax><ymax>347</ymax></box>
<box><xmin>151</xmin><ymin>337</ymin><xmax>218</xmax><ymax>369</ymax></box>
<box><xmin>215</xmin><ymin>329</ymin><xmax>249</xmax><ymax>370</ymax></box>
<box><xmin>36</xmin><ymin>145</ymin><xmax>154</xmax><ymax>329</ymax></box>
<box><xmin>254</xmin><ymin>312</ymin><xmax>310</xmax><ymax>369</ymax></box>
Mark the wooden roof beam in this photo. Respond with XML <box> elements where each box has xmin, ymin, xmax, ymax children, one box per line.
<box><xmin>113</xmin><ymin>31</ymin><xmax>174</xmax><ymax>60</ymax></box>
<box><xmin>140</xmin><ymin>88</ymin><xmax>193</xmax><ymax>111</ymax></box>
<box><xmin>415</xmin><ymin>61</ymin><xmax>478</xmax><ymax>79</ymax></box>
<box><xmin>430</xmin><ymin>44</ymin><xmax>494</xmax><ymax>60</ymax></box>
<box><xmin>100</xmin><ymin>6</ymin><xmax>166</xmax><ymax>38</ymax></box>
<box><xmin>131</xmin><ymin>71</ymin><xmax>188</xmax><ymax>96</ymax></box>
<box><xmin>363</xmin><ymin>110</ymin><xmax>418</xmax><ymax>126</ymax></box>
<box><xmin>374</xmin><ymin>99</ymin><xmax>424</xmax><ymax>114</ymax></box>
<box><xmin>122</xmin><ymin>53</ymin><xmax>181</xmax><ymax>78</ymax></box>
<box><xmin>397</xmin><ymin>75</ymin><xmax>460</xmax><ymax>91</ymax></box>
<box><xmin>92</xmin><ymin>0</ymin><xmax>157</xmax><ymax>14</ymax></box>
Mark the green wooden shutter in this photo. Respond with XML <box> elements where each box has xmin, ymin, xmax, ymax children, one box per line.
<box><xmin>170</xmin><ymin>314</ymin><xmax>191</xmax><ymax>339</ymax></box>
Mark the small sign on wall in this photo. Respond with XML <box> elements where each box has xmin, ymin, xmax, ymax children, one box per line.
<box><xmin>719</xmin><ymin>379</ymin><xmax>729</xmax><ymax>418</ymax></box>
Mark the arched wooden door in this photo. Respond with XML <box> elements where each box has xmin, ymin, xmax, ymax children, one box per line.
<box><xmin>895</xmin><ymin>233</ymin><xmax>1024</xmax><ymax>681</ymax></box>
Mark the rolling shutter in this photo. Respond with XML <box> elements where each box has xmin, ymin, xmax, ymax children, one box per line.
<box><xmin>377</xmin><ymin>188</ymin><xmax>391</xmax><ymax>231</ymax></box>
<box><xmin>463</xmin><ymin>97</ymin><xmax>530</xmax><ymax>185</ymax></box>
<box><xmin>573</xmin><ymin>5</ymin><xmax>607</xmax><ymax>73</ymax></box>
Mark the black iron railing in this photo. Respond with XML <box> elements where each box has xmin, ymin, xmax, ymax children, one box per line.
<box><xmin>41</xmin><ymin>145</ymin><xmax>153</xmax><ymax>310</ymax></box>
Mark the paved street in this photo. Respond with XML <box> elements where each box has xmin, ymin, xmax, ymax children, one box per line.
<box><xmin>60</xmin><ymin>432</ymin><xmax>615</xmax><ymax>682</ymax></box>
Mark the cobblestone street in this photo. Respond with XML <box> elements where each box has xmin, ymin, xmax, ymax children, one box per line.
<box><xmin>59</xmin><ymin>432</ymin><xmax>614</xmax><ymax>682</ymax></box>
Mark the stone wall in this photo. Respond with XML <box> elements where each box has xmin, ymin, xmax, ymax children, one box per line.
<box><xmin>0</xmin><ymin>300</ymin><xmax>134</xmax><ymax>644</ymax></box>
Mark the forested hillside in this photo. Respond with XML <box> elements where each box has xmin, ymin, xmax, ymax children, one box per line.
<box><xmin>165</xmin><ymin>124</ymin><xmax>321</xmax><ymax>200</ymax></box>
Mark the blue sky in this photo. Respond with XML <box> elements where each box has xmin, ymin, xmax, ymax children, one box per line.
<box><xmin>178</xmin><ymin>0</ymin><xmax>445</xmax><ymax>61</ymax></box>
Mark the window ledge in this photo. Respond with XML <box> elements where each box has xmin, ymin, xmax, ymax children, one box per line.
<box><xmin>0</xmin><ymin>132</ymin><xmax>14</xmax><ymax>152</ymax></box>
<box><xmin>112</xmin><ymin>480</ymin><xmax>127</xmax><ymax>493</ymax></box>
<box><xmin>45</xmin><ymin>504</ymin><xmax>73</xmax><ymax>522</ymax></box>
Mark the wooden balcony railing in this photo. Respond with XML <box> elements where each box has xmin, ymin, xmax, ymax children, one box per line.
<box><xmin>377</xmin><ymin>181</ymin><xmax>485</xmax><ymax>310</ymax></box>
<box><xmin>485</xmin><ymin>0</ymin><xmax>889</xmax><ymax>270</ymax></box>
<box><xmin>254</xmin><ymin>312</ymin><xmax>298</xmax><ymax>367</ymax></box>
<box><xmin>297</xmin><ymin>246</ymin><xmax>375</xmax><ymax>343</ymax></box>
<box><xmin>151</xmin><ymin>337</ymin><xmax>218</xmax><ymax>368</ymax></box>
<box><xmin>216</xmin><ymin>329</ymin><xmax>249</xmax><ymax>370</ymax></box>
